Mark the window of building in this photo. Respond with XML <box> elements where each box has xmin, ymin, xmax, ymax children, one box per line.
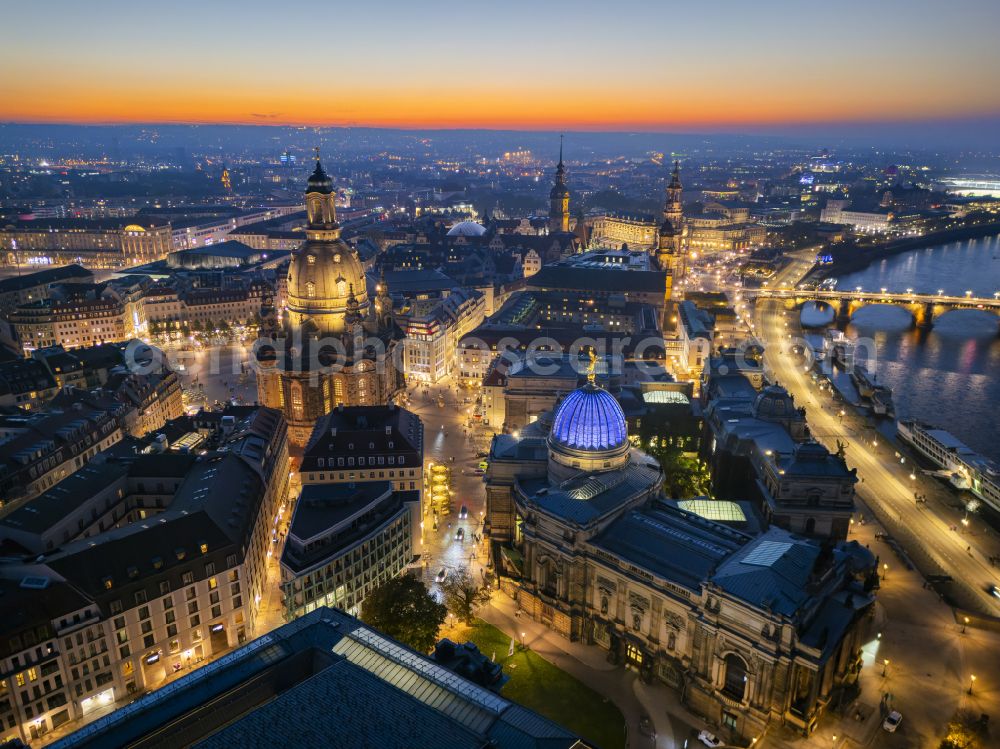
<box><xmin>722</xmin><ymin>654</ymin><xmax>748</xmax><ymax>701</ymax></box>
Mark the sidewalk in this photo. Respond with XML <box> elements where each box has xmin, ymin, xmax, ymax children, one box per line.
<box><xmin>482</xmin><ymin>594</ymin><xmax>707</xmax><ymax>748</ymax></box>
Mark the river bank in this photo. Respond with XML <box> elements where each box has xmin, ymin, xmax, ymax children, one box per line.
<box><xmin>806</xmin><ymin>220</ymin><xmax>1000</xmax><ymax>282</ymax></box>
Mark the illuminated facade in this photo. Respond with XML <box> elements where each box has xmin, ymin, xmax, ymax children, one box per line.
<box><xmin>687</xmin><ymin>201</ymin><xmax>766</xmax><ymax>254</ymax></box>
<box><xmin>0</xmin><ymin>408</ymin><xmax>289</xmax><ymax>745</ymax></box>
<box><xmin>401</xmin><ymin>288</ymin><xmax>485</xmax><ymax>383</ymax></box>
<box><xmin>10</xmin><ymin>284</ymin><xmax>147</xmax><ymax>352</ymax></box>
<box><xmin>256</xmin><ymin>158</ymin><xmax>402</xmax><ymax>446</ymax></box>
<box><xmin>485</xmin><ymin>377</ymin><xmax>877</xmax><ymax>743</ymax></box>
<box><xmin>548</xmin><ymin>141</ymin><xmax>571</xmax><ymax>234</ymax></box>
<box><xmin>0</xmin><ymin>219</ymin><xmax>173</xmax><ymax>268</ymax></box>
<box><xmin>591</xmin><ymin>213</ymin><xmax>658</xmax><ymax>250</ymax></box>
<box><xmin>656</xmin><ymin>161</ymin><xmax>688</xmax><ymax>282</ymax></box>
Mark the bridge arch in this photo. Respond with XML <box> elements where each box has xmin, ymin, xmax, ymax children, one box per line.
<box><xmin>751</xmin><ymin>289</ymin><xmax>1000</xmax><ymax>334</ymax></box>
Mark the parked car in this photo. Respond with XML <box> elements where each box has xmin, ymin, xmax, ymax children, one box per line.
<box><xmin>435</xmin><ymin>568</ymin><xmax>447</xmax><ymax>583</ymax></box>
<box><xmin>883</xmin><ymin>711</ymin><xmax>902</xmax><ymax>733</ymax></box>
<box><xmin>697</xmin><ymin>731</ymin><xmax>723</xmax><ymax>748</ymax></box>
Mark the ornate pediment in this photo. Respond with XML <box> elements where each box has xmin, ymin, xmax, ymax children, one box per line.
<box><xmin>664</xmin><ymin>610</ymin><xmax>686</xmax><ymax>631</ymax></box>
<box><xmin>628</xmin><ymin>592</ymin><xmax>649</xmax><ymax>614</ymax></box>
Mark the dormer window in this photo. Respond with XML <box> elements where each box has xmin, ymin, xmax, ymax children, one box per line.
<box><xmin>306</xmin><ymin>282</ymin><xmax>316</xmax><ymax>299</ymax></box>
<box><xmin>306</xmin><ymin>254</ymin><xmax>316</xmax><ymax>265</ymax></box>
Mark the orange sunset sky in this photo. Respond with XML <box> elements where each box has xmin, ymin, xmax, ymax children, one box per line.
<box><xmin>2</xmin><ymin>0</ymin><xmax>998</xmax><ymax>131</ymax></box>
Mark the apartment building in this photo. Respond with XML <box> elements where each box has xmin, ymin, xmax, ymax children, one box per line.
<box><xmin>0</xmin><ymin>408</ymin><xmax>289</xmax><ymax>745</ymax></box>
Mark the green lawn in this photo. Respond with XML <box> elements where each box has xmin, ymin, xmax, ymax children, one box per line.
<box><xmin>464</xmin><ymin>620</ymin><xmax>625</xmax><ymax>749</ymax></box>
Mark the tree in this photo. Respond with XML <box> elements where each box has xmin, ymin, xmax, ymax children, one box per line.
<box><xmin>360</xmin><ymin>575</ymin><xmax>446</xmax><ymax>653</ymax></box>
<box><xmin>647</xmin><ymin>441</ymin><xmax>712</xmax><ymax>499</ymax></box>
<box><xmin>939</xmin><ymin>709</ymin><xmax>989</xmax><ymax>749</ymax></box>
<box><xmin>440</xmin><ymin>567</ymin><xmax>492</xmax><ymax>624</ymax></box>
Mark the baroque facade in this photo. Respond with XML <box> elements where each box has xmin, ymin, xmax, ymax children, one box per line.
<box><xmin>485</xmin><ymin>374</ymin><xmax>876</xmax><ymax>743</ymax></box>
<box><xmin>256</xmin><ymin>158</ymin><xmax>403</xmax><ymax>446</ymax></box>
<box><xmin>656</xmin><ymin>161</ymin><xmax>688</xmax><ymax>282</ymax></box>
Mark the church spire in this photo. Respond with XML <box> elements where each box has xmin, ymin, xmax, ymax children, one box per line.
<box><xmin>657</xmin><ymin>160</ymin><xmax>686</xmax><ymax>282</ymax></box>
<box><xmin>549</xmin><ymin>135</ymin><xmax>570</xmax><ymax>234</ymax></box>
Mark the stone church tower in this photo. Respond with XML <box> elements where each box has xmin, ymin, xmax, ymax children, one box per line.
<box><xmin>548</xmin><ymin>137</ymin><xmax>570</xmax><ymax>234</ymax></box>
<box><xmin>656</xmin><ymin>160</ymin><xmax>687</xmax><ymax>286</ymax></box>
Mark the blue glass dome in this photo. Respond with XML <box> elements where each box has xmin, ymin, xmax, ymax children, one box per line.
<box><xmin>550</xmin><ymin>384</ymin><xmax>627</xmax><ymax>451</ymax></box>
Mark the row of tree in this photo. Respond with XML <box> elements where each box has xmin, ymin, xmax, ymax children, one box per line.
<box><xmin>360</xmin><ymin>567</ymin><xmax>492</xmax><ymax>653</ymax></box>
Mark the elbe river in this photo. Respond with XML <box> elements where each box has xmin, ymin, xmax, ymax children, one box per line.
<box><xmin>803</xmin><ymin>233</ymin><xmax>1000</xmax><ymax>462</ymax></box>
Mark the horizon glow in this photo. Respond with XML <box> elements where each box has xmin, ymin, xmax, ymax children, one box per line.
<box><xmin>2</xmin><ymin>0</ymin><xmax>999</xmax><ymax>130</ymax></box>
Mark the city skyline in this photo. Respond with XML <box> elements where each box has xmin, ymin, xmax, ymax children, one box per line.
<box><xmin>2</xmin><ymin>0</ymin><xmax>999</xmax><ymax>133</ymax></box>
<box><xmin>3</xmin><ymin>7</ymin><xmax>1000</xmax><ymax>745</ymax></box>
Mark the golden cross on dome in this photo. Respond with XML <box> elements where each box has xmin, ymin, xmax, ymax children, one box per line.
<box><xmin>587</xmin><ymin>349</ymin><xmax>597</xmax><ymax>384</ymax></box>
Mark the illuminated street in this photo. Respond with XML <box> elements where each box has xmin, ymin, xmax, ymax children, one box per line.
<box><xmin>404</xmin><ymin>377</ymin><xmax>492</xmax><ymax>593</ymax></box>
<box><xmin>743</xmin><ymin>253</ymin><xmax>1000</xmax><ymax>617</ymax></box>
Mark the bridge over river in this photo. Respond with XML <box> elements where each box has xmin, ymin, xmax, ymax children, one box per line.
<box><xmin>742</xmin><ymin>286</ymin><xmax>1000</xmax><ymax>330</ymax></box>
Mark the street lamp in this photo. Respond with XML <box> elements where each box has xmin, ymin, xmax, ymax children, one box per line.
<box><xmin>882</xmin><ymin>658</ymin><xmax>890</xmax><ymax>677</ymax></box>
<box><xmin>962</xmin><ymin>616</ymin><xmax>970</xmax><ymax>634</ymax></box>
<box><xmin>882</xmin><ymin>563</ymin><xmax>888</xmax><ymax>580</ymax></box>
<box><xmin>520</xmin><ymin>631</ymin><xmax>526</xmax><ymax>649</ymax></box>
<box><xmin>968</xmin><ymin>674</ymin><xmax>976</xmax><ymax>694</ymax></box>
